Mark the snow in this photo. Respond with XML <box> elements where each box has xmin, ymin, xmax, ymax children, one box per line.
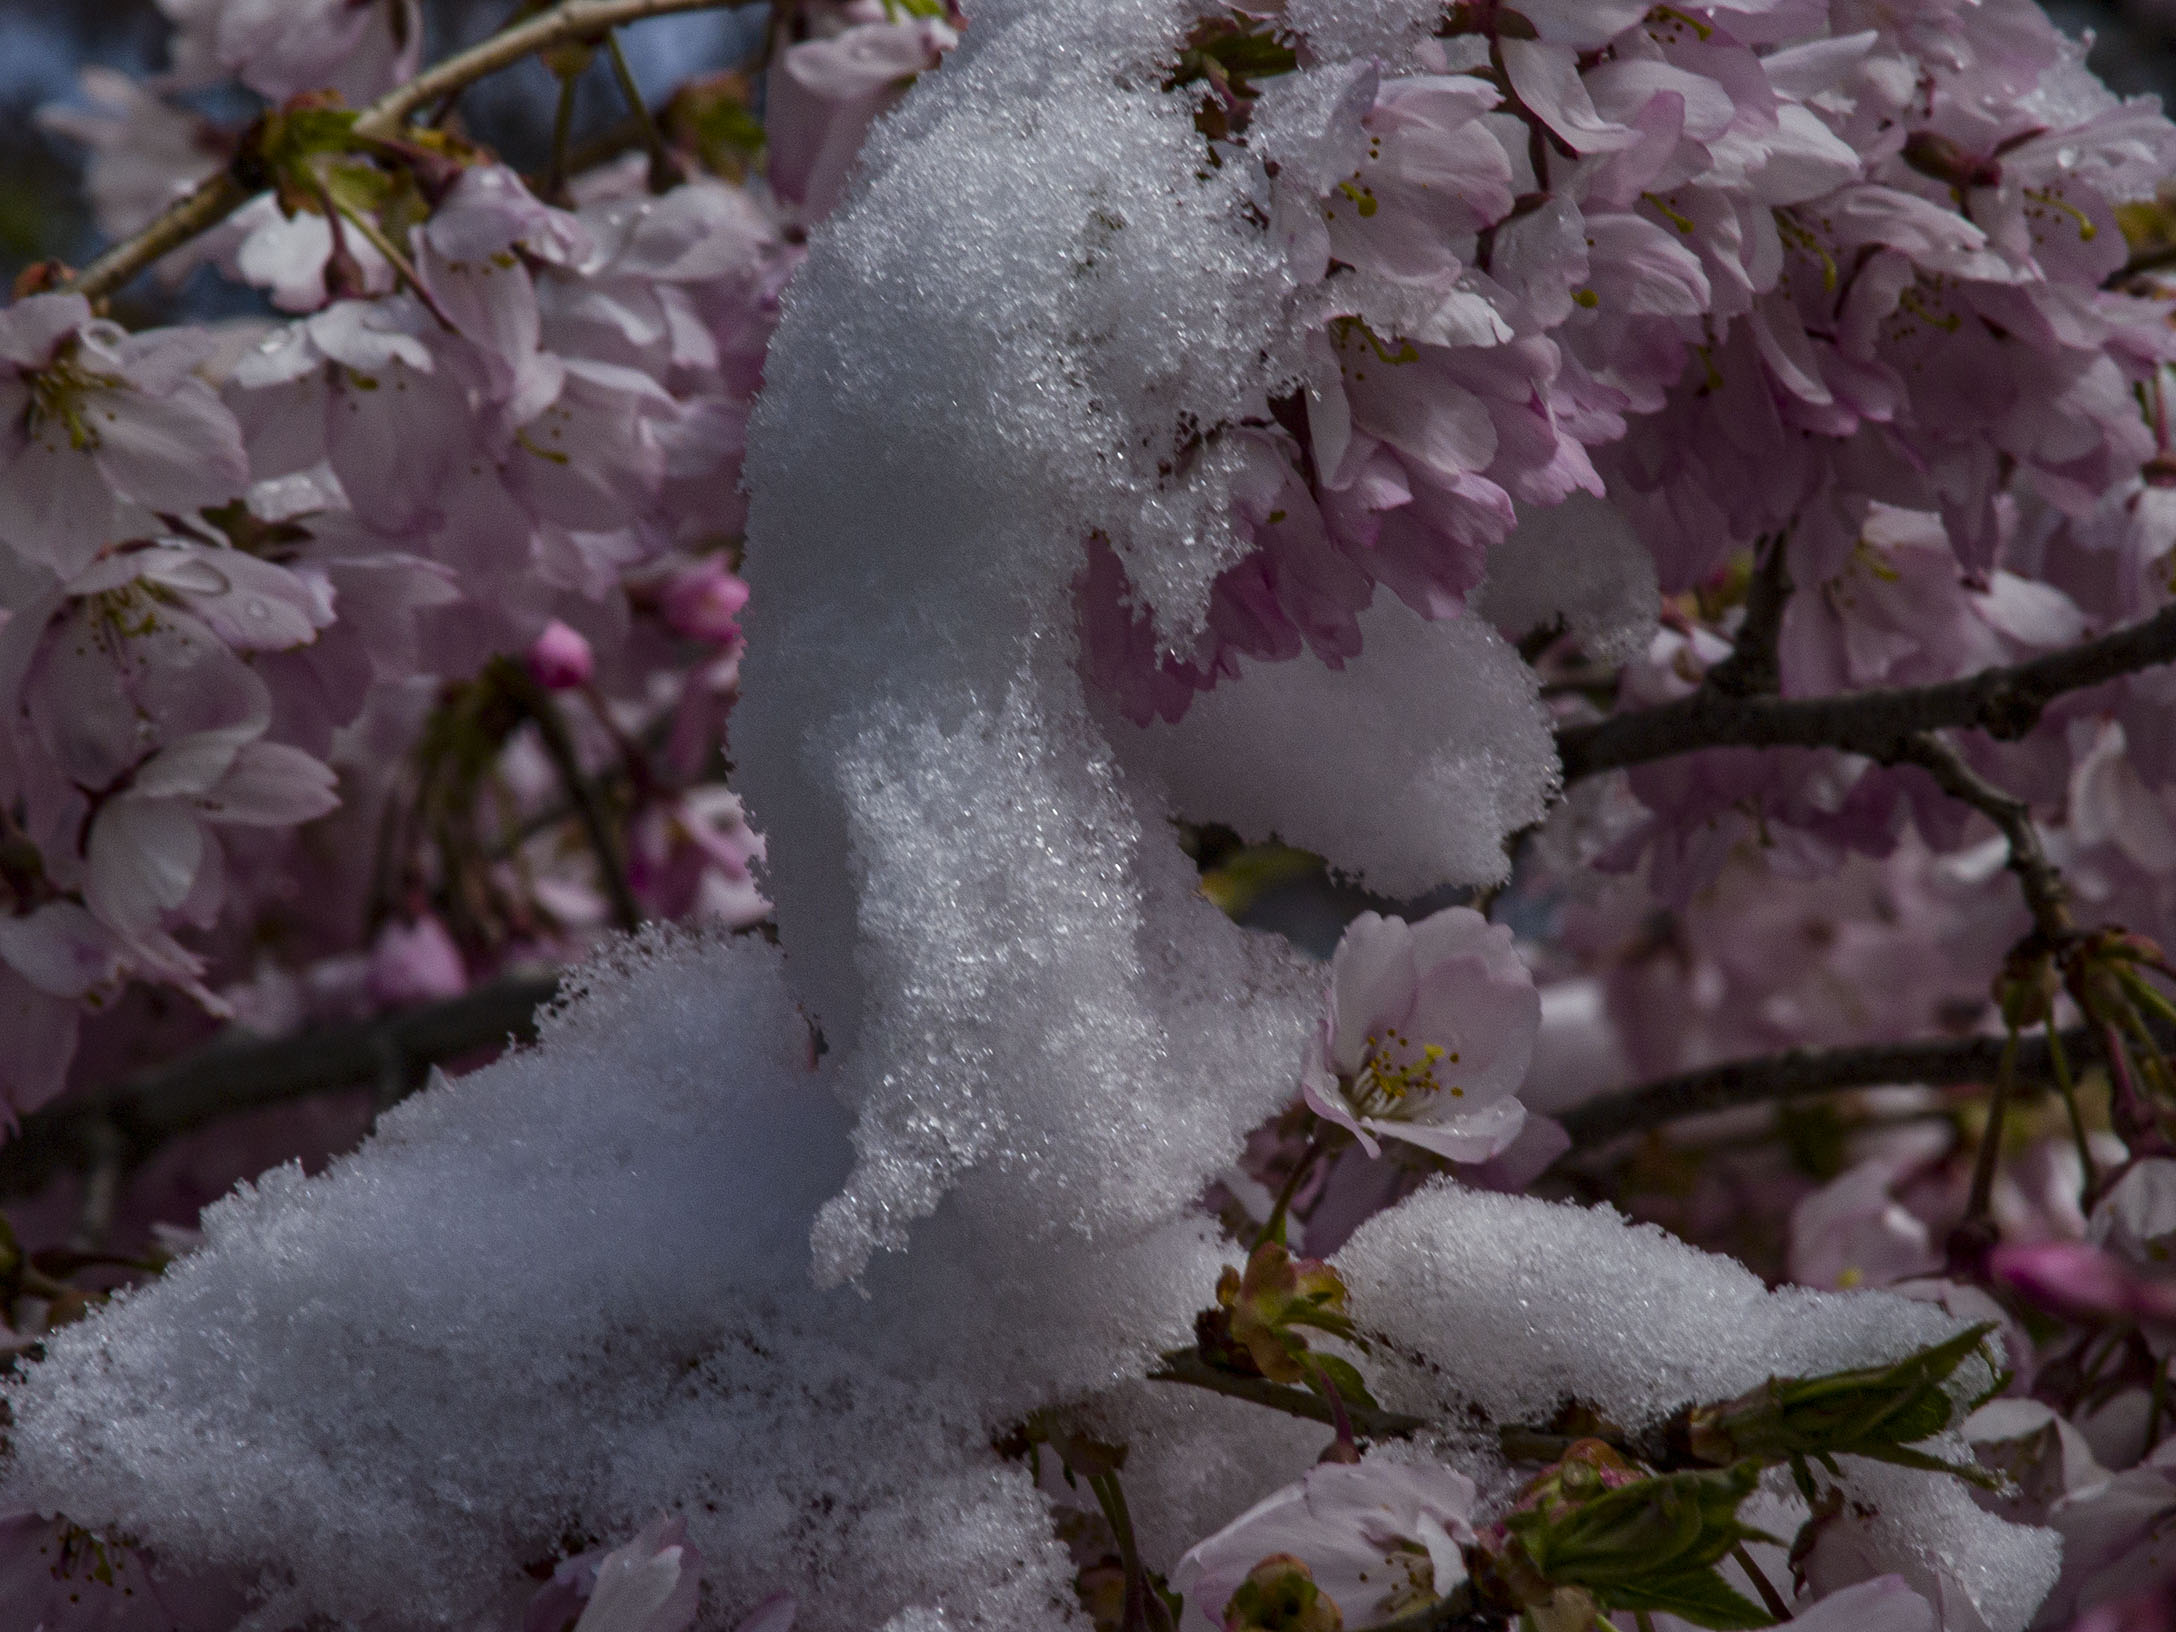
<box><xmin>1117</xmin><ymin>600</ymin><xmax>1558</xmax><ymax>897</ymax></box>
<box><xmin>1475</xmin><ymin>493</ymin><xmax>1661</xmax><ymax>667</ymax></box>
<box><xmin>0</xmin><ymin>0</ymin><xmax>2077</xmax><ymax>1625</ymax></box>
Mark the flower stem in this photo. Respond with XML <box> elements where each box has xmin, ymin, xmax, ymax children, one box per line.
<box><xmin>544</xmin><ymin>69</ymin><xmax>581</xmax><ymax>202</ymax></box>
<box><xmin>1087</xmin><ymin>1469</ymin><xmax>1173</xmax><ymax>1632</ymax></box>
<box><xmin>2045</xmin><ymin>1019</ymin><xmax>2098</xmax><ymax>1199</ymax></box>
<box><xmin>604</xmin><ymin>29</ymin><xmax>683</xmax><ymax>192</ymax></box>
<box><xmin>1259</xmin><ymin>1128</ymin><xmax>1328</xmax><ymax>1248</ymax></box>
<box><xmin>1953</xmin><ymin>1024</ymin><xmax>2020</xmax><ymax>1266</ymax></box>
<box><xmin>1731</xmin><ymin>1543</ymin><xmax>1791</xmax><ymax>1622</ymax></box>
<box><xmin>1306</xmin><ymin>1357</ymin><xmax>1361</xmax><ymax>1464</ymax></box>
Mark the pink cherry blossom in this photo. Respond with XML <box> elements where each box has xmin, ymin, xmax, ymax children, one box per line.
<box><xmin>767</xmin><ymin>11</ymin><xmax>959</xmax><ymax>221</ymax></box>
<box><xmin>660</xmin><ymin>559</ymin><xmax>751</xmax><ymax>645</ymax></box>
<box><xmin>1788</xmin><ymin>1147</ymin><xmax>1944</xmax><ymax>1291</ymax></box>
<box><xmin>0</xmin><ymin>1509</ymin><xmax>249</xmax><ymax>1632</ymax></box>
<box><xmin>1988</xmin><ymin>1240</ymin><xmax>2176</xmax><ymax>1327</ymax></box>
<box><xmin>1172</xmin><ymin>1460</ymin><xmax>1477</xmax><ymax>1632</ymax></box>
<box><xmin>0</xmin><ymin>297</ymin><xmax>249</xmax><ymax>579</ymax></box>
<box><xmin>1302</xmin><ymin>907</ymin><xmax>1539</xmax><ymax>1162</ymax></box>
<box><xmin>159</xmin><ymin>0</ymin><xmax>424</xmax><ymax>104</ymax></box>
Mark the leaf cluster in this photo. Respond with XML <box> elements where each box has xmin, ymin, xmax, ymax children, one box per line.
<box><xmin>1499</xmin><ymin>1453</ymin><xmax>1776</xmax><ymax>1630</ymax></box>
<box><xmin>1682</xmin><ymin>1324</ymin><xmax>2004</xmax><ymax>1494</ymax></box>
<box><xmin>1165</xmin><ymin>10</ymin><xmax>1298</xmax><ymax>142</ymax></box>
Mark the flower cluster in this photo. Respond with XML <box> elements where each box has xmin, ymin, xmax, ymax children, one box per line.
<box><xmin>14</xmin><ymin>1</ymin><xmax>2176</xmax><ymax>1632</ymax></box>
<box><xmin>0</xmin><ymin>0</ymin><xmax>962</xmax><ymax>1119</ymax></box>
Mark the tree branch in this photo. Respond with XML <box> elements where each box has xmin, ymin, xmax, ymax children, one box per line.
<box><xmin>1892</xmin><ymin>730</ymin><xmax>2071</xmax><ymax>938</ymax></box>
<box><xmin>1557</xmin><ymin>600</ymin><xmax>2176</xmax><ymax>784</ymax></box>
<box><xmin>63</xmin><ymin>172</ymin><xmax>252</xmax><ymax>306</ymax></box>
<box><xmin>0</xmin><ymin>975</ymin><xmax>559</xmax><ymax>1199</ymax></box>
<box><xmin>1147</xmin><ymin>1348</ymin><xmax>1428</xmax><ymax>1441</ymax></box>
<box><xmin>1555</xmin><ymin>1027</ymin><xmax>2103</xmax><ymax>1152</ymax></box>
<box><xmin>65</xmin><ymin>0</ymin><xmax>745</xmax><ymax>301</ymax></box>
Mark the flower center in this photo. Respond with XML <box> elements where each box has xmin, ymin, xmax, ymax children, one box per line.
<box><xmin>25</xmin><ymin>346</ymin><xmax>123</xmax><ymax>455</ymax></box>
<box><xmin>1348</xmin><ymin>1027</ymin><xmax>1463</xmax><ymax>1120</ymax></box>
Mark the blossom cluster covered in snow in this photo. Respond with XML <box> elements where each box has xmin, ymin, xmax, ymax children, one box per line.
<box><xmin>11</xmin><ymin>0</ymin><xmax>2176</xmax><ymax>1630</ymax></box>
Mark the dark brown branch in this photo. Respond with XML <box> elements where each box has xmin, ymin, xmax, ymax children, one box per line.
<box><xmin>0</xmin><ymin>975</ymin><xmax>560</xmax><ymax>1199</ymax></box>
<box><xmin>1556</xmin><ymin>1027</ymin><xmax>2099</xmax><ymax>1152</ymax></box>
<box><xmin>1549</xmin><ymin>1027</ymin><xmax>2176</xmax><ymax>1157</ymax></box>
<box><xmin>1557</xmin><ymin>600</ymin><xmax>2176</xmax><ymax>784</ymax></box>
<box><xmin>1147</xmin><ymin>1348</ymin><xmax>1428</xmax><ymax>1440</ymax></box>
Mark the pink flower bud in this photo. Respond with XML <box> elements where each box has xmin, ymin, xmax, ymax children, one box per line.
<box><xmin>661</xmin><ymin>562</ymin><xmax>751</xmax><ymax>645</ymax></box>
<box><xmin>367</xmin><ymin>914</ymin><xmax>468</xmax><ymax>1008</ymax></box>
<box><xmin>527</xmin><ymin>619</ymin><xmax>595</xmax><ymax>690</ymax></box>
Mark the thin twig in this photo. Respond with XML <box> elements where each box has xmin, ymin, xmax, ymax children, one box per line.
<box><xmin>1892</xmin><ymin>731</ymin><xmax>2071</xmax><ymax>937</ymax></box>
<box><xmin>604</xmin><ymin>30</ymin><xmax>684</xmax><ymax>193</ymax></box>
<box><xmin>1558</xmin><ymin>600</ymin><xmax>2176</xmax><ymax>784</ymax></box>
<box><xmin>64</xmin><ymin>0</ymin><xmax>747</xmax><ymax>301</ymax></box>
<box><xmin>0</xmin><ymin>976</ymin><xmax>559</xmax><ymax>1199</ymax></box>
<box><xmin>505</xmin><ymin>667</ymin><xmax>646</xmax><ymax>933</ymax></box>
<box><xmin>1957</xmin><ymin>1027</ymin><xmax>2021</xmax><ymax>1246</ymax></box>
<box><xmin>1730</xmin><ymin>1543</ymin><xmax>1791</xmax><ymax>1621</ymax></box>
<box><xmin>1147</xmin><ymin>1348</ymin><xmax>1428</xmax><ymax>1440</ymax></box>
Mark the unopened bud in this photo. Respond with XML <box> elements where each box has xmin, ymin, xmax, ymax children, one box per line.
<box><xmin>661</xmin><ymin>561</ymin><xmax>750</xmax><ymax>644</ymax></box>
<box><xmin>527</xmin><ymin>619</ymin><xmax>595</xmax><ymax>691</ymax></box>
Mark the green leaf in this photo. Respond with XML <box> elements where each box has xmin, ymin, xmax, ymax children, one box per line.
<box><xmin>1509</xmin><ymin>1464</ymin><xmax>1773</xmax><ymax>1590</ymax></box>
<box><xmin>1686</xmin><ymin>1325</ymin><xmax>2001</xmax><ymax>1481</ymax></box>
<box><xmin>1603</xmin><ymin>1568</ymin><xmax>1776</xmax><ymax>1630</ymax></box>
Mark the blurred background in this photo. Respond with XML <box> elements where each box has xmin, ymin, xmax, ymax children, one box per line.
<box><xmin>2</xmin><ymin>0</ymin><xmax>2171</xmax><ymax>310</ymax></box>
<box><xmin>0</xmin><ymin>0</ymin><xmax>766</xmax><ymax>315</ymax></box>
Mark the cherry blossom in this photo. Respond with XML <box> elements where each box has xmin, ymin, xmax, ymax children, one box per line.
<box><xmin>0</xmin><ymin>297</ymin><xmax>248</xmax><ymax>580</ymax></box>
<box><xmin>1302</xmin><ymin>907</ymin><xmax>1539</xmax><ymax>1162</ymax></box>
<box><xmin>1172</xmin><ymin>1461</ymin><xmax>1478</xmax><ymax>1632</ymax></box>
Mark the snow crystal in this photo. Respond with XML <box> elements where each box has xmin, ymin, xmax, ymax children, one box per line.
<box><xmin>1334</xmin><ymin>1181</ymin><xmax>1991</xmax><ymax>1432</ymax></box>
<box><xmin>738</xmin><ymin>0</ymin><xmax>1399</xmax><ymax>1284</ymax></box>
<box><xmin>789</xmin><ymin>673</ymin><xmax>1320</xmax><ymax>1287</ymax></box>
<box><xmin>1475</xmin><ymin>494</ymin><xmax>1661</xmax><ymax>668</ymax></box>
<box><xmin>1279</xmin><ymin>0</ymin><xmax>1443</xmax><ymax>71</ymax></box>
<box><xmin>0</xmin><ymin>934</ymin><xmax>1079</xmax><ymax>1632</ymax></box>
<box><xmin>1115</xmin><ymin>600</ymin><xmax>1557</xmax><ymax>897</ymax></box>
<box><xmin>1333</xmin><ymin>1186</ymin><xmax>2057</xmax><ymax>1630</ymax></box>
<box><xmin>1806</xmin><ymin>1459</ymin><xmax>2062</xmax><ymax>1632</ymax></box>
